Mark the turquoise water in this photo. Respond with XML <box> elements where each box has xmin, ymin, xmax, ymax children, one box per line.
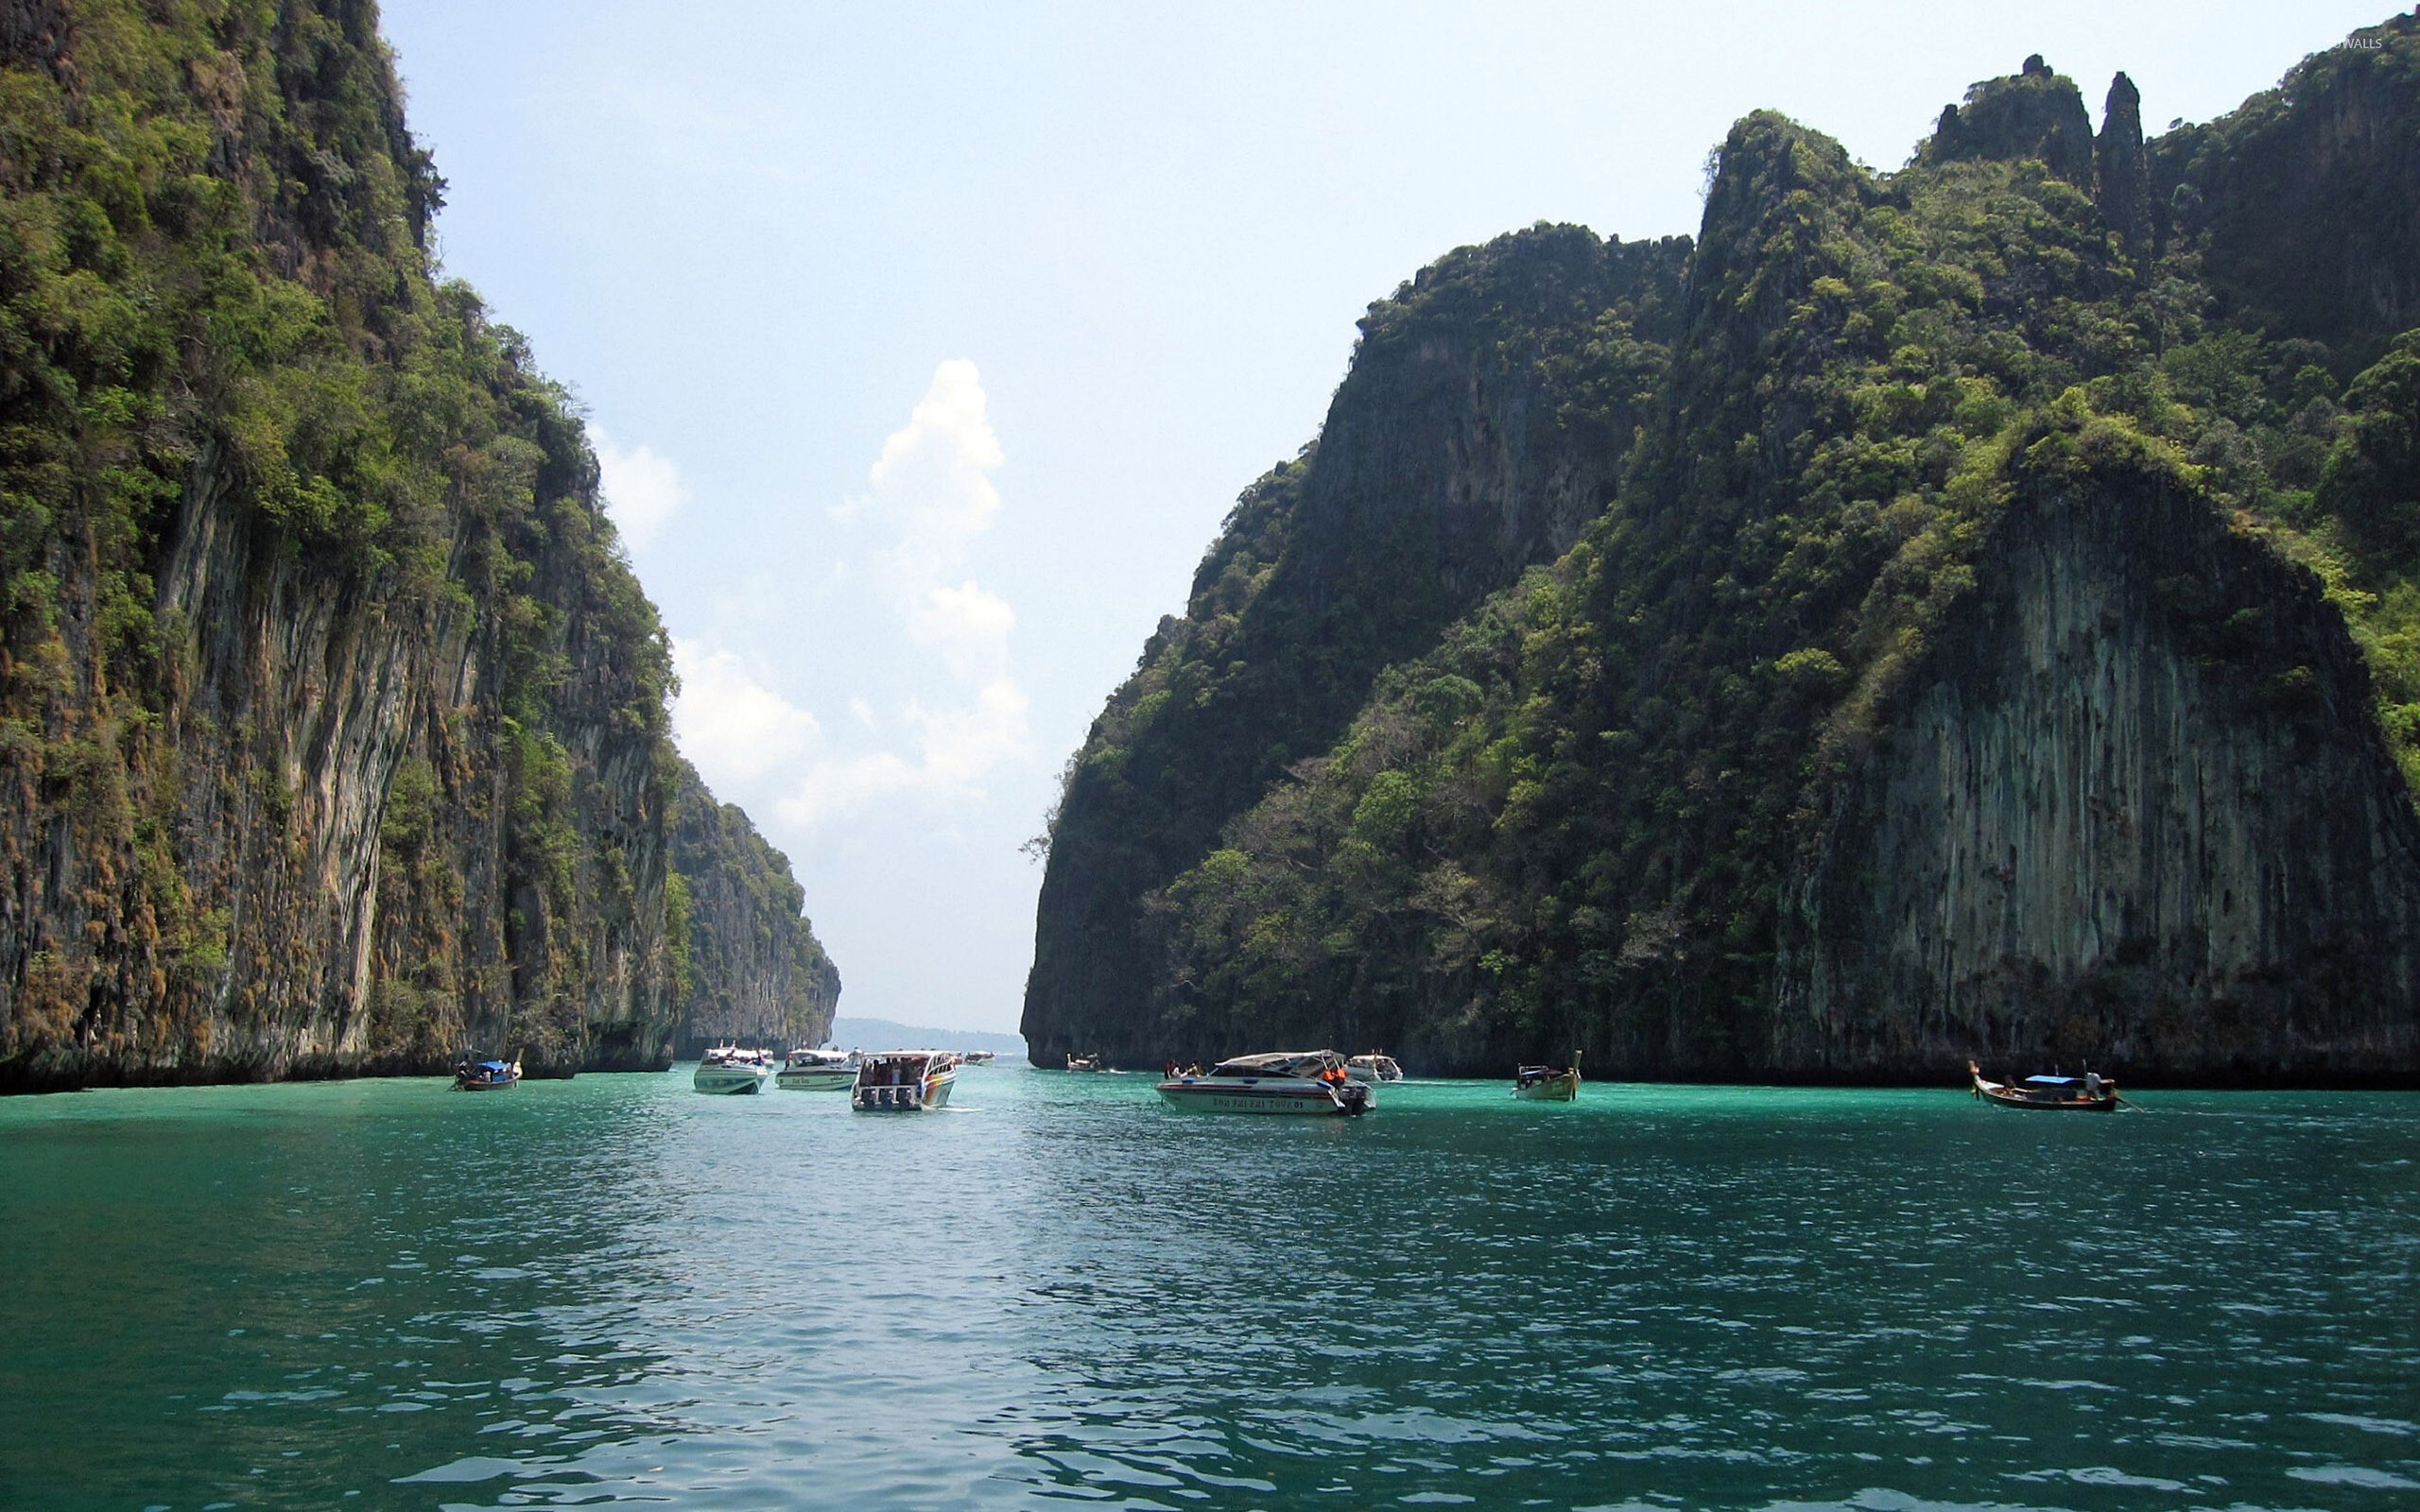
<box><xmin>2</xmin><ymin>1069</ymin><xmax>2415</xmax><ymax>1510</ymax></box>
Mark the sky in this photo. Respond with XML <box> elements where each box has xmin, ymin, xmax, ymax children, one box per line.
<box><xmin>376</xmin><ymin>1</ymin><xmax>2396</xmax><ymax>1033</ymax></box>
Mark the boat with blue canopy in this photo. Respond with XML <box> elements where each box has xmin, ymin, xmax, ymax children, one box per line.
<box><xmin>452</xmin><ymin>1055</ymin><xmax>520</xmax><ymax>1091</ymax></box>
<box><xmin>1968</xmin><ymin>1059</ymin><xmax>2120</xmax><ymax>1111</ymax></box>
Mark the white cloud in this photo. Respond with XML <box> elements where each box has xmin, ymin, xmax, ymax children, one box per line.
<box><xmin>907</xmin><ymin>678</ymin><xmax>1031</xmax><ymax>786</ymax></box>
<box><xmin>769</xmin><ymin>362</ymin><xmax>1032</xmax><ymax>829</ymax></box>
<box><xmin>912</xmin><ymin>579</ymin><xmax>1017</xmax><ymax>681</ymax></box>
<box><xmin>596</xmin><ymin>432</ymin><xmax>690</xmax><ymax>549</ymax></box>
<box><xmin>666</xmin><ymin>361</ymin><xmax>1031</xmax><ymax>834</ymax></box>
<box><xmin>868</xmin><ymin>358</ymin><xmax>1007</xmax><ymax>600</ymax></box>
<box><xmin>670</xmin><ymin>639</ymin><xmax>821</xmax><ymax>784</ymax></box>
<box><xmin>777</xmin><ymin>679</ymin><xmax>1031</xmax><ymax>831</ymax></box>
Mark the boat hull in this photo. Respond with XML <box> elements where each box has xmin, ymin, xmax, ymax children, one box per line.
<box><xmin>452</xmin><ymin>1074</ymin><xmax>517</xmax><ymax>1091</ymax></box>
<box><xmin>1975</xmin><ymin>1086</ymin><xmax>2118</xmax><ymax>1111</ymax></box>
<box><xmin>1155</xmin><ymin>1078</ymin><xmax>1367</xmax><ymax>1115</ymax></box>
<box><xmin>693</xmin><ymin>1065</ymin><xmax>772</xmax><ymax>1094</ymax></box>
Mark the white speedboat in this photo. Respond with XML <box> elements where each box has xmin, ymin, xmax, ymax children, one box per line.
<box><xmin>776</xmin><ymin>1046</ymin><xmax>858</xmax><ymax>1091</ymax></box>
<box><xmin>851</xmin><ymin>1050</ymin><xmax>961</xmax><ymax>1111</ymax></box>
<box><xmin>961</xmin><ymin>1050</ymin><xmax>996</xmax><ymax>1066</ymax></box>
<box><xmin>1345</xmin><ymin>1053</ymin><xmax>1405</xmax><ymax>1085</ymax></box>
<box><xmin>693</xmin><ymin>1045</ymin><xmax>774</xmax><ymax>1094</ymax></box>
<box><xmin>1155</xmin><ymin>1050</ymin><xmax>1373</xmax><ymax>1116</ymax></box>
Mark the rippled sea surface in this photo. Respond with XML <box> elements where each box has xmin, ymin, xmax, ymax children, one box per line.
<box><xmin>3</xmin><ymin>1070</ymin><xmax>2417</xmax><ymax>1510</ymax></box>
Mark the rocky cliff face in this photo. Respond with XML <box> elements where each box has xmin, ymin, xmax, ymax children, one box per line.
<box><xmin>1020</xmin><ymin>227</ymin><xmax>1687</xmax><ymax>1064</ymax></box>
<box><xmin>1028</xmin><ymin>18</ymin><xmax>2420</xmax><ymax>1083</ymax></box>
<box><xmin>0</xmin><ymin>0</ymin><xmax>832</xmax><ymax>1090</ymax></box>
<box><xmin>1920</xmin><ymin>54</ymin><xmax>2097</xmax><ymax>185</ymax></box>
<box><xmin>1778</xmin><ymin>472</ymin><xmax>2420</xmax><ymax>1082</ymax></box>
<box><xmin>2154</xmin><ymin>13</ymin><xmax>2420</xmax><ymax>367</ymax></box>
<box><xmin>667</xmin><ymin>765</ymin><xmax>839</xmax><ymax>1057</ymax></box>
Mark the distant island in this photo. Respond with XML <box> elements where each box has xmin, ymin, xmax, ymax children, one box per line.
<box><xmin>830</xmin><ymin>1019</ymin><xmax>1027</xmax><ymax>1057</ymax></box>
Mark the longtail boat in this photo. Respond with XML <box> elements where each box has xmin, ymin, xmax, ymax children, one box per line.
<box><xmin>452</xmin><ymin>1054</ymin><xmax>521</xmax><ymax>1091</ymax></box>
<box><xmin>1514</xmin><ymin>1051</ymin><xmax>1581</xmax><ymax>1102</ymax></box>
<box><xmin>1968</xmin><ymin>1059</ymin><xmax>2119</xmax><ymax>1111</ymax></box>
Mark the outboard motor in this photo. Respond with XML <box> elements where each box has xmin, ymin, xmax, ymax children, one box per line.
<box><xmin>1338</xmin><ymin>1082</ymin><xmax>1372</xmax><ymax>1116</ymax></box>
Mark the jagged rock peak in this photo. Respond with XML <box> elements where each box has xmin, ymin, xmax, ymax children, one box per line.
<box><xmin>1919</xmin><ymin>56</ymin><xmax>2095</xmax><ymax>184</ymax></box>
<box><xmin>2096</xmin><ymin>71</ymin><xmax>2154</xmax><ymax>259</ymax></box>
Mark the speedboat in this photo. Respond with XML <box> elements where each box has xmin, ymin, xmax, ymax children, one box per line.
<box><xmin>1513</xmin><ymin>1051</ymin><xmax>1580</xmax><ymax>1101</ymax></box>
<box><xmin>1066</xmin><ymin>1053</ymin><xmax>1103</xmax><ymax>1072</ymax></box>
<box><xmin>453</xmin><ymin>1055</ymin><xmax>520</xmax><ymax>1091</ymax></box>
<box><xmin>961</xmin><ymin>1050</ymin><xmax>996</xmax><ymax>1065</ymax></box>
<box><xmin>776</xmin><ymin>1046</ymin><xmax>858</xmax><ymax>1091</ymax></box>
<box><xmin>1969</xmin><ymin>1060</ymin><xmax>2121</xmax><ymax>1111</ymax></box>
<box><xmin>1155</xmin><ymin>1050</ymin><xmax>1373</xmax><ymax>1116</ymax></box>
<box><xmin>693</xmin><ymin>1045</ymin><xmax>774</xmax><ymax>1094</ymax></box>
<box><xmin>852</xmin><ymin>1050</ymin><xmax>961</xmax><ymax>1111</ymax></box>
<box><xmin>1346</xmin><ymin>1053</ymin><xmax>1405</xmax><ymax>1085</ymax></box>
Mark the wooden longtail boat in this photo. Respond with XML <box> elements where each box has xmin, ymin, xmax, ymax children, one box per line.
<box><xmin>1514</xmin><ymin>1051</ymin><xmax>1581</xmax><ymax>1102</ymax></box>
<box><xmin>452</xmin><ymin>1054</ymin><xmax>521</xmax><ymax>1091</ymax></box>
<box><xmin>1968</xmin><ymin>1059</ymin><xmax>2120</xmax><ymax>1111</ymax></box>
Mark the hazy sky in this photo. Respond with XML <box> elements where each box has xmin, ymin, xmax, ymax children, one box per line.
<box><xmin>378</xmin><ymin>1</ymin><xmax>2392</xmax><ymax>1033</ymax></box>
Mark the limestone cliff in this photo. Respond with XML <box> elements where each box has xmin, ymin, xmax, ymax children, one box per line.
<box><xmin>0</xmin><ymin>0</ymin><xmax>833</xmax><ymax>1090</ymax></box>
<box><xmin>1027</xmin><ymin>19</ymin><xmax>2420</xmax><ymax>1083</ymax></box>
<box><xmin>1021</xmin><ymin>227</ymin><xmax>1687</xmax><ymax>1064</ymax></box>
<box><xmin>1778</xmin><ymin>469</ymin><xmax>2420</xmax><ymax>1081</ymax></box>
<box><xmin>667</xmin><ymin>764</ymin><xmax>839</xmax><ymax>1057</ymax></box>
<box><xmin>2154</xmin><ymin>14</ymin><xmax>2420</xmax><ymax>367</ymax></box>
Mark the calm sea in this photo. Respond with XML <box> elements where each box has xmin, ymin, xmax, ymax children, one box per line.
<box><xmin>2</xmin><ymin>1067</ymin><xmax>2414</xmax><ymax>1510</ymax></box>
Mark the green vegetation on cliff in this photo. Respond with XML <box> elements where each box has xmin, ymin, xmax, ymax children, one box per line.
<box><xmin>0</xmin><ymin>0</ymin><xmax>831</xmax><ymax>1087</ymax></box>
<box><xmin>1026</xmin><ymin>17</ymin><xmax>2420</xmax><ymax>1081</ymax></box>
<box><xmin>1026</xmin><ymin>225</ymin><xmax>1689</xmax><ymax>1044</ymax></box>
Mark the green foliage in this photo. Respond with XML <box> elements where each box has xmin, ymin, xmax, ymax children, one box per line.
<box><xmin>664</xmin><ymin>869</ymin><xmax>695</xmax><ymax>999</ymax></box>
<box><xmin>2319</xmin><ymin>333</ymin><xmax>2420</xmax><ymax>567</ymax></box>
